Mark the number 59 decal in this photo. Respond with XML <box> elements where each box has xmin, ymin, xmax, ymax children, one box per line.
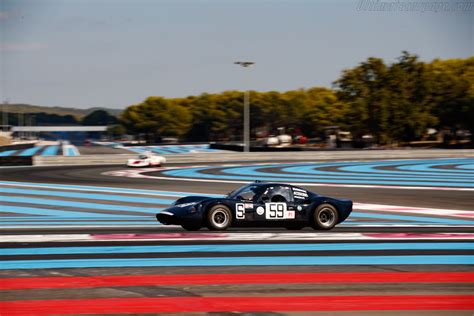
<box><xmin>265</xmin><ymin>203</ymin><xmax>295</xmax><ymax>219</ymax></box>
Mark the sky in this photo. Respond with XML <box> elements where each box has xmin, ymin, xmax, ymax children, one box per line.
<box><xmin>0</xmin><ymin>0</ymin><xmax>472</xmax><ymax>109</ymax></box>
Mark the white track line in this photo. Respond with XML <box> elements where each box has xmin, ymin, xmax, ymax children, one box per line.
<box><xmin>354</xmin><ymin>203</ymin><xmax>473</xmax><ymax>218</ymax></box>
<box><xmin>1</xmin><ymin>232</ymin><xmax>474</xmax><ymax>243</ymax></box>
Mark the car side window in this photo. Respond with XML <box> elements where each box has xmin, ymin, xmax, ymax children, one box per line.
<box><xmin>259</xmin><ymin>186</ymin><xmax>293</xmax><ymax>203</ymax></box>
<box><xmin>237</xmin><ymin>186</ymin><xmax>259</xmax><ymax>201</ymax></box>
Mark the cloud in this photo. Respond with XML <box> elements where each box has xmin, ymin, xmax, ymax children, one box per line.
<box><xmin>0</xmin><ymin>42</ymin><xmax>46</xmax><ymax>52</ymax></box>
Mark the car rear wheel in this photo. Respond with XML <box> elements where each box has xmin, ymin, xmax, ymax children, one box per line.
<box><xmin>312</xmin><ymin>204</ymin><xmax>339</xmax><ymax>230</ymax></box>
<box><xmin>207</xmin><ymin>205</ymin><xmax>232</xmax><ymax>231</ymax></box>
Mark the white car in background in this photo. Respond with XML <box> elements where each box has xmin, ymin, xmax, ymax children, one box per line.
<box><xmin>127</xmin><ymin>153</ymin><xmax>166</xmax><ymax>168</ymax></box>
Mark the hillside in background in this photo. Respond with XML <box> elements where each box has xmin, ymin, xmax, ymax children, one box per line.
<box><xmin>2</xmin><ymin>104</ymin><xmax>122</xmax><ymax>118</ymax></box>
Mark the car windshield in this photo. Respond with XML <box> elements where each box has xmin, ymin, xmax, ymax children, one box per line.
<box><xmin>139</xmin><ymin>155</ymin><xmax>149</xmax><ymax>159</ymax></box>
<box><xmin>227</xmin><ymin>184</ymin><xmax>260</xmax><ymax>201</ymax></box>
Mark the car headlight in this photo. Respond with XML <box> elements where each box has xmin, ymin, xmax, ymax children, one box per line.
<box><xmin>188</xmin><ymin>204</ymin><xmax>201</xmax><ymax>214</ymax></box>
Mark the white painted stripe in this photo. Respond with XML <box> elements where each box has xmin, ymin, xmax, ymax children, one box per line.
<box><xmin>0</xmin><ymin>234</ymin><xmax>93</xmax><ymax>242</ymax></box>
<box><xmin>354</xmin><ymin>203</ymin><xmax>473</xmax><ymax>218</ymax></box>
<box><xmin>1</xmin><ymin>232</ymin><xmax>473</xmax><ymax>243</ymax></box>
<box><xmin>2</xmin><ymin>224</ymin><xmax>474</xmax><ymax>229</ymax></box>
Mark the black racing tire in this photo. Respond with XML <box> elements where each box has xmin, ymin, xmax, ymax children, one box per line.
<box><xmin>312</xmin><ymin>204</ymin><xmax>339</xmax><ymax>230</ymax></box>
<box><xmin>181</xmin><ymin>223</ymin><xmax>201</xmax><ymax>231</ymax></box>
<box><xmin>207</xmin><ymin>205</ymin><xmax>232</xmax><ymax>231</ymax></box>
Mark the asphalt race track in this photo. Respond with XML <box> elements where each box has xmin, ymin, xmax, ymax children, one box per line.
<box><xmin>0</xmin><ymin>156</ymin><xmax>473</xmax><ymax>315</ymax></box>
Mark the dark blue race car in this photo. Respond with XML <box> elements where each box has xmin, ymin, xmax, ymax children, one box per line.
<box><xmin>156</xmin><ymin>181</ymin><xmax>352</xmax><ymax>231</ymax></box>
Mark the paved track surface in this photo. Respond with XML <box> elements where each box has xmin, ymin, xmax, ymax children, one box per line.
<box><xmin>0</xmin><ymin>157</ymin><xmax>473</xmax><ymax>315</ymax></box>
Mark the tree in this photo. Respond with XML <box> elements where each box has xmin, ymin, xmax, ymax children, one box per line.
<box><xmin>107</xmin><ymin>125</ymin><xmax>126</xmax><ymax>139</ymax></box>
<box><xmin>426</xmin><ymin>57</ymin><xmax>474</xmax><ymax>142</ymax></box>
<box><xmin>119</xmin><ymin>53</ymin><xmax>473</xmax><ymax>145</ymax></box>
<box><xmin>300</xmin><ymin>87</ymin><xmax>349</xmax><ymax>138</ymax></box>
<box><xmin>335</xmin><ymin>52</ymin><xmax>438</xmax><ymax>144</ymax></box>
<box><xmin>121</xmin><ymin>97</ymin><xmax>191</xmax><ymax>143</ymax></box>
<box><xmin>334</xmin><ymin>57</ymin><xmax>390</xmax><ymax>143</ymax></box>
<box><xmin>82</xmin><ymin>110</ymin><xmax>118</xmax><ymax>126</ymax></box>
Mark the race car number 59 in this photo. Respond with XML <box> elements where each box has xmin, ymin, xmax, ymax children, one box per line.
<box><xmin>265</xmin><ymin>203</ymin><xmax>295</xmax><ymax>219</ymax></box>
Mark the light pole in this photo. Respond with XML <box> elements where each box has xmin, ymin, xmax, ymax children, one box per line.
<box><xmin>234</xmin><ymin>61</ymin><xmax>255</xmax><ymax>152</ymax></box>
<box><xmin>2</xmin><ymin>99</ymin><xmax>8</xmax><ymax>132</ymax></box>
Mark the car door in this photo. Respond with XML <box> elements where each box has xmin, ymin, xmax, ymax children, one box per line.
<box><xmin>254</xmin><ymin>185</ymin><xmax>297</xmax><ymax>223</ymax></box>
<box><xmin>290</xmin><ymin>186</ymin><xmax>312</xmax><ymax>219</ymax></box>
<box><xmin>233</xmin><ymin>185</ymin><xmax>262</xmax><ymax>223</ymax></box>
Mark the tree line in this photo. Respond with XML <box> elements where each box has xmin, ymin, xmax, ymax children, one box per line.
<box><xmin>119</xmin><ymin>52</ymin><xmax>473</xmax><ymax>144</ymax></box>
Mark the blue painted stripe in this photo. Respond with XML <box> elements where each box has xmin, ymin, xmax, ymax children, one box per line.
<box><xmin>231</xmin><ymin>159</ymin><xmax>474</xmax><ymax>179</ymax></box>
<box><xmin>248</xmin><ymin>166</ymin><xmax>474</xmax><ymax>182</ymax></box>
<box><xmin>0</xmin><ymin>188</ymin><xmax>174</xmax><ymax>205</ymax></box>
<box><xmin>64</xmin><ymin>146</ymin><xmax>79</xmax><ymax>156</ymax></box>
<box><xmin>0</xmin><ymin>181</ymin><xmax>222</xmax><ymax>197</ymax></box>
<box><xmin>18</xmin><ymin>146</ymin><xmax>44</xmax><ymax>156</ymax></box>
<box><xmin>457</xmin><ymin>164</ymin><xmax>474</xmax><ymax>170</ymax></box>
<box><xmin>283</xmin><ymin>162</ymin><xmax>474</xmax><ymax>179</ymax></box>
<box><xmin>6</xmin><ymin>187</ymin><xmax>468</xmax><ymax>225</ymax></box>
<box><xmin>0</xmin><ymin>196</ymin><xmax>161</xmax><ymax>214</ymax></box>
<box><xmin>41</xmin><ymin>145</ymin><xmax>59</xmax><ymax>156</ymax></box>
<box><xmin>163</xmin><ymin>167</ymin><xmax>474</xmax><ymax>187</ymax></box>
<box><xmin>339</xmin><ymin>161</ymin><xmax>473</xmax><ymax>177</ymax></box>
<box><xmin>194</xmin><ymin>144</ymin><xmax>220</xmax><ymax>152</ymax></box>
<box><xmin>396</xmin><ymin>162</ymin><xmax>474</xmax><ymax>173</ymax></box>
<box><xmin>0</xmin><ymin>205</ymin><xmax>130</xmax><ymax>218</ymax></box>
<box><xmin>160</xmin><ymin>146</ymin><xmax>188</xmax><ymax>153</ymax></box>
<box><xmin>124</xmin><ymin>147</ymin><xmax>146</xmax><ymax>153</ymax></box>
<box><xmin>3</xmin><ymin>242</ymin><xmax>472</xmax><ymax>256</ymax></box>
<box><xmin>2</xmin><ymin>255</ymin><xmax>472</xmax><ymax>270</ymax></box>
<box><xmin>149</xmin><ymin>147</ymin><xmax>173</xmax><ymax>154</ymax></box>
<box><xmin>0</xmin><ymin>150</ymin><xmax>16</xmax><ymax>156</ymax></box>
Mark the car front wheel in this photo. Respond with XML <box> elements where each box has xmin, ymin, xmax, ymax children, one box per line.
<box><xmin>207</xmin><ymin>205</ymin><xmax>232</xmax><ymax>231</ymax></box>
<box><xmin>312</xmin><ymin>204</ymin><xmax>339</xmax><ymax>230</ymax></box>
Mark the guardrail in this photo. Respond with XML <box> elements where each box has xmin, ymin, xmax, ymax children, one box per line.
<box><xmin>0</xmin><ymin>143</ymin><xmax>36</xmax><ymax>152</ymax></box>
<box><xmin>33</xmin><ymin>154</ymin><xmax>136</xmax><ymax>166</ymax></box>
<box><xmin>0</xmin><ymin>156</ymin><xmax>33</xmax><ymax>166</ymax></box>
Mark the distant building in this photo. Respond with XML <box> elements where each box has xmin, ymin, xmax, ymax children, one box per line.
<box><xmin>11</xmin><ymin>126</ymin><xmax>108</xmax><ymax>143</ymax></box>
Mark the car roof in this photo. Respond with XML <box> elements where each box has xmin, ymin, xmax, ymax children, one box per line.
<box><xmin>251</xmin><ymin>182</ymin><xmax>306</xmax><ymax>190</ymax></box>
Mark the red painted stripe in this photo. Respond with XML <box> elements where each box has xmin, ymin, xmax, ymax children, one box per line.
<box><xmin>2</xmin><ymin>295</ymin><xmax>473</xmax><ymax>315</ymax></box>
<box><xmin>1</xmin><ymin>272</ymin><xmax>473</xmax><ymax>290</ymax></box>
